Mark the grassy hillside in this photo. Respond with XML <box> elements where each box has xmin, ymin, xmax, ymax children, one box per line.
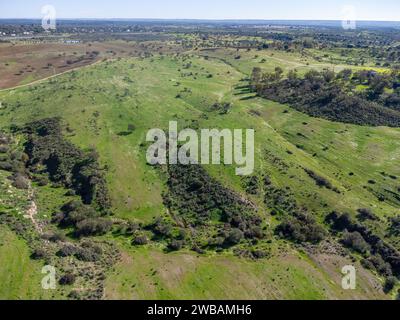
<box><xmin>0</xmin><ymin>224</ymin><xmax>64</xmax><ymax>300</ymax></box>
<box><xmin>104</xmin><ymin>245</ymin><xmax>385</xmax><ymax>300</ymax></box>
<box><xmin>0</xmin><ymin>49</ymin><xmax>398</xmax><ymax>299</ymax></box>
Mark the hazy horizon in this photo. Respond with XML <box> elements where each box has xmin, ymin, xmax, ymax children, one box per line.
<box><xmin>1</xmin><ymin>18</ymin><xmax>400</xmax><ymax>22</ymax></box>
<box><xmin>1</xmin><ymin>0</ymin><xmax>400</xmax><ymax>21</ymax></box>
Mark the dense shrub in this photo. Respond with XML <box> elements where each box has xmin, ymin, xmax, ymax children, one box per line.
<box><xmin>304</xmin><ymin>168</ymin><xmax>335</xmax><ymax>191</ymax></box>
<box><xmin>57</xmin><ymin>244</ymin><xmax>78</xmax><ymax>257</ymax></box>
<box><xmin>74</xmin><ymin>241</ymin><xmax>102</xmax><ymax>262</ymax></box>
<box><xmin>10</xmin><ymin>173</ymin><xmax>30</xmax><ymax>190</ymax></box>
<box><xmin>56</xmin><ymin>200</ymin><xmax>112</xmax><ymax>238</ymax></box>
<box><xmin>243</xmin><ymin>176</ymin><xmax>260</xmax><ymax>195</ymax></box>
<box><xmin>75</xmin><ymin>218</ymin><xmax>112</xmax><ymax>237</ymax></box>
<box><xmin>124</xmin><ymin>222</ymin><xmax>140</xmax><ymax>236</ymax></box>
<box><xmin>24</xmin><ymin>118</ymin><xmax>110</xmax><ymax>210</ymax></box>
<box><xmin>325</xmin><ymin>211</ymin><xmax>352</xmax><ymax>231</ymax></box>
<box><xmin>47</xmin><ymin>231</ymin><xmax>66</xmax><ymax>243</ymax></box>
<box><xmin>33</xmin><ymin>175</ymin><xmax>49</xmax><ymax>186</ymax></box>
<box><xmin>164</xmin><ymin>164</ymin><xmax>262</xmax><ymax>240</ymax></box>
<box><xmin>341</xmin><ymin>231</ymin><xmax>371</xmax><ymax>254</ymax></box>
<box><xmin>251</xmin><ymin>250</ymin><xmax>269</xmax><ymax>259</ymax></box>
<box><xmin>226</xmin><ymin>228</ymin><xmax>244</xmax><ymax>245</ymax></box>
<box><xmin>31</xmin><ymin>248</ymin><xmax>48</xmax><ymax>260</ymax></box>
<box><xmin>326</xmin><ymin>211</ymin><xmax>400</xmax><ymax>277</ymax></box>
<box><xmin>256</xmin><ymin>70</ymin><xmax>400</xmax><ymax>127</ymax></box>
<box><xmin>276</xmin><ymin>212</ymin><xmax>326</xmax><ymax>244</ymax></box>
<box><xmin>168</xmin><ymin>240</ymin><xmax>184</xmax><ymax>251</ymax></box>
<box><xmin>59</xmin><ymin>200</ymin><xmax>100</xmax><ymax>227</ymax></box>
<box><xmin>150</xmin><ymin>217</ymin><xmax>173</xmax><ymax>238</ymax></box>
<box><xmin>133</xmin><ymin>234</ymin><xmax>148</xmax><ymax>246</ymax></box>
<box><xmin>211</xmin><ymin>102</ymin><xmax>232</xmax><ymax>115</ymax></box>
<box><xmin>0</xmin><ymin>160</ymin><xmax>13</xmax><ymax>171</ymax></box>
<box><xmin>0</xmin><ymin>133</ymin><xmax>9</xmax><ymax>145</ymax></box>
<box><xmin>389</xmin><ymin>216</ymin><xmax>400</xmax><ymax>236</ymax></box>
<box><xmin>383</xmin><ymin>276</ymin><xmax>397</xmax><ymax>293</ymax></box>
<box><xmin>357</xmin><ymin>208</ymin><xmax>378</xmax><ymax>221</ymax></box>
<box><xmin>0</xmin><ymin>145</ymin><xmax>9</xmax><ymax>153</ymax></box>
<box><xmin>59</xmin><ymin>273</ymin><xmax>76</xmax><ymax>286</ymax></box>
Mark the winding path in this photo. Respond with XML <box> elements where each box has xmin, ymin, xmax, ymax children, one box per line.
<box><xmin>24</xmin><ymin>182</ymin><xmax>42</xmax><ymax>234</ymax></box>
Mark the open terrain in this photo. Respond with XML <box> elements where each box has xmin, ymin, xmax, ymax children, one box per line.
<box><xmin>0</xmin><ymin>22</ymin><xmax>399</xmax><ymax>300</ymax></box>
<box><xmin>0</xmin><ymin>40</ymin><xmax>180</xmax><ymax>89</ymax></box>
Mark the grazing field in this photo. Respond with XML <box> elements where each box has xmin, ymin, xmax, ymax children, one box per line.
<box><xmin>104</xmin><ymin>246</ymin><xmax>385</xmax><ymax>300</ymax></box>
<box><xmin>1</xmin><ymin>53</ymin><xmax>398</xmax><ymax>223</ymax></box>
<box><xmin>0</xmin><ymin>46</ymin><xmax>398</xmax><ymax>299</ymax></box>
<box><xmin>0</xmin><ymin>225</ymin><xmax>61</xmax><ymax>300</ymax></box>
<box><xmin>197</xmin><ymin>47</ymin><xmax>390</xmax><ymax>76</ymax></box>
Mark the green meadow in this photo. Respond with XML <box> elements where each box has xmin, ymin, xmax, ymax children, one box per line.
<box><xmin>0</xmin><ymin>48</ymin><xmax>397</xmax><ymax>299</ymax></box>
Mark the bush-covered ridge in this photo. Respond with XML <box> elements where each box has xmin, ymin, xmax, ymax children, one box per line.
<box><xmin>164</xmin><ymin>164</ymin><xmax>259</xmax><ymax>229</ymax></box>
<box><xmin>326</xmin><ymin>211</ymin><xmax>400</xmax><ymax>279</ymax></box>
<box><xmin>252</xmin><ymin>68</ymin><xmax>400</xmax><ymax>127</ymax></box>
<box><xmin>24</xmin><ymin>118</ymin><xmax>111</xmax><ymax>211</ymax></box>
<box><xmin>0</xmin><ymin>128</ymin><xmax>118</xmax><ymax>300</ymax></box>
<box><xmin>158</xmin><ymin>164</ymin><xmax>269</xmax><ymax>256</ymax></box>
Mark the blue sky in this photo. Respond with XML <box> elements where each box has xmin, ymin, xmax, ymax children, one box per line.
<box><xmin>1</xmin><ymin>0</ymin><xmax>399</xmax><ymax>21</ymax></box>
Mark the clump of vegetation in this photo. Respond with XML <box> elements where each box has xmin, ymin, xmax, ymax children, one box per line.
<box><xmin>389</xmin><ymin>216</ymin><xmax>400</xmax><ymax>236</ymax></box>
<box><xmin>356</xmin><ymin>208</ymin><xmax>378</xmax><ymax>221</ymax></box>
<box><xmin>59</xmin><ymin>273</ymin><xmax>76</xmax><ymax>286</ymax></box>
<box><xmin>326</xmin><ymin>211</ymin><xmax>400</xmax><ymax>278</ymax></box>
<box><xmin>254</xmin><ymin>69</ymin><xmax>400</xmax><ymax>127</ymax></box>
<box><xmin>210</xmin><ymin>102</ymin><xmax>232</xmax><ymax>115</ymax></box>
<box><xmin>24</xmin><ymin>118</ymin><xmax>110</xmax><ymax>210</ymax></box>
<box><xmin>54</xmin><ymin>200</ymin><xmax>112</xmax><ymax>237</ymax></box>
<box><xmin>132</xmin><ymin>234</ymin><xmax>148</xmax><ymax>246</ymax></box>
<box><xmin>362</xmin><ymin>254</ymin><xmax>393</xmax><ymax>277</ymax></box>
<box><xmin>304</xmin><ymin>168</ymin><xmax>340</xmax><ymax>193</ymax></box>
<box><xmin>383</xmin><ymin>276</ymin><xmax>397</xmax><ymax>294</ymax></box>
<box><xmin>0</xmin><ymin>133</ymin><xmax>29</xmax><ymax>175</ymax></box>
<box><xmin>157</xmin><ymin>164</ymin><xmax>265</xmax><ymax>253</ymax></box>
<box><xmin>263</xmin><ymin>175</ymin><xmax>326</xmax><ymax>244</ymax></box>
<box><xmin>341</xmin><ymin>230</ymin><xmax>371</xmax><ymax>254</ymax></box>
<box><xmin>276</xmin><ymin>211</ymin><xmax>326</xmax><ymax>244</ymax></box>
<box><xmin>9</xmin><ymin>172</ymin><xmax>30</xmax><ymax>190</ymax></box>
<box><xmin>164</xmin><ymin>164</ymin><xmax>261</xmax><ymax>235</ymax></box>
<box><xmin>243</xmin><ymin>175</ymin><xmax>260</xmax><ymax>195</ymax></box>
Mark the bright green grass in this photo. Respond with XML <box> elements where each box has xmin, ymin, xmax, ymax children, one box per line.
<box><xmin>104</xmin><ymin>244</ymin><xmax>385</xmax><ymax>300</ymax></box>
<box><xmin>0</xmin><ymin>225</ymin><xmax>64</xmax><ymax>300</ymax></box>
<box><xmin>0</xmin><ymin>53</ymin><xmax>399</xmax><ymax>227</ymax></box>
<box><xmin>195</xmin><ymin>47</ymin><xmax>390</xmax><ymax>77</ymax></box>
<box><xmin>0</xmin><ymin>51</ymin><xmax>397</xmax><ymax>299</ymax></box>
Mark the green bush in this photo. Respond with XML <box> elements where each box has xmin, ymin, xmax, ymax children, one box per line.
<box><xmin>0</xmin><ymin>160</ymin><xmax>13</xmax><ymax>171</ymax></box>
<box><xmin>133</xmin><ymin>234</ymin><xmax>148</xmax><ymax>246</ymax></box>
<box><xmin>0</xmin><ymin>145</ymin><xmax>9</xmax><ymax>153</ymax></box>
<box><xmin>276</xmin><ymin>212</ymin><xmax>326</xmax><ymax>244</ymax></box>
<box><xmin>383</xmin><ymin>276</ymin><xmax>397</xmax><ymax>293</ymax></box>
<box><xmin>226</xmin><ymin>228</ymin><xmax>244</xmax><ymax>245</ymax></box>
<box><xmin>11</xmin><ymin>173</ymin><xmax>30</xmax><ymax>190</ymax></box>
<box><xmin>168</xmin><ymin>239</ymin><xmax>184</xmax><ymax>251</ymax></box>
<box><xmin>59</xmin><ymin>273</ymin><xmax>76</xmax><ymax>286</ymax></box>
<box><xmin>75</xmin><ymin>218</ymin><xmax>112</xmax><ymax>237</ymax></box>
<box><xmin>24</xmin><ymin>118</ymin><xmax>111</xmax><ymax>210</ymax></box>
